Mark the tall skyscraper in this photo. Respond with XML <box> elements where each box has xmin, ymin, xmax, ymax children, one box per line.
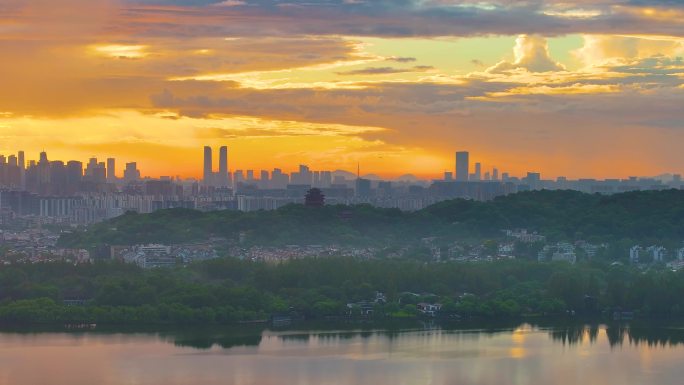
<box><xmin>18</xmin><ymin>151</ymin><xmax>25</xmax><ymax>188</ymax></box>
<box><xmin>17</xmin><ymin>151</ymin><xmax>24</xmax><ymax>169</ymax></box>
<box><xmin>474</xmin><ymin>163</ymin><xmax>482</xmax><ymax>181</ymax></box>
<box><xmin>455</xmin><ymin>151</ymin><xmax>469</xmax><ymax>182</ymax></box>
<box><xmin>492</xmin><ymin>168</ymin><xmax>499</xmax><ymax>181</ymax></box>
<box><xmin>203</xmin><ymin>146</ymin><xmax>213</xmax><ymax>186</ymax></box>
<box><xmin>66</xmin><ymin>161</ymin><xmax>83</xmax><ymax>194</ymax></box>
<box><xmin>218</xmin><ymin>146</ymin><xmax>228</xmax><ymax>187</ymax></box>
<box><xmin>107</xmin><ymin>158</ymin><xmax>116</xmax><ymax>182</ymax></box>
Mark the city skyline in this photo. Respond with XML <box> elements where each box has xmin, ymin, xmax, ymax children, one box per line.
<box><xmin>1</xmin><ymin>1</ymin><xmax>683</xmax><ymax>179</ymax></box>
<box><xmin>3</xmin><ymin>147</ymin><xmax>684</xmax><ymax>183</ymax></box>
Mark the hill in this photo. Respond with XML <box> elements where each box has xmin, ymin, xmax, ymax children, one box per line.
<box><xmin>58</xmin><ymin>189</ymin><xmax>684</xmax><ymax>249</ymax></box>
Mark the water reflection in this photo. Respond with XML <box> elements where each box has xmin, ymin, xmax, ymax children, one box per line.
<box><xmin>3</xmin><ymin>321</ymin><xmax>684</xmax><ymax>385</ymax></box>
<box><xmin>547</xmin><ymin>322</ymin><xmax>684</xmax><ymax>348</ymax></box>
<box><xmin>162</xmin><ymin>321</ymin><xmax>684</xmax><ymax>351</ymax></box>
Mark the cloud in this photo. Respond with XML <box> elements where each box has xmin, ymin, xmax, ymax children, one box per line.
<box><xmin>386</xmin><ymin>56</ymin><xmax>417</xmax><ymax>63</ymax></box>
<box><xmin>213</xmin><ymin>0</ymin><xmax>244</xmax><ymax>6</ymax></box>
<box><xmin>487</xmin><ymin>35</ymin><xmax>566</xmax><ymax>73</ymax></box>
<box><xmin>336</xmin><ymin>65</ymin><xmax>434</xmax><ymax>75</ymax></box>
<box><xmin>0</xmin><ymin>36</ymin><xmax>360</xmax><ymax>116</ymax></box>
<box><xmin>109</xmin><ymin>1</ymin><xmax>684</xmax><ymax>38</ymax></box>
<box><xmin>574</xmin><ymin>34</ymin><xmax>684</xmax><ymax>67</ymax></box>
<box><xmin>3</xmin><ymin>0</ymin><xmax>684</xmax><ymax>178</ymax></box>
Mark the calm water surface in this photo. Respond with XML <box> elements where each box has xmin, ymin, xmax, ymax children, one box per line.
<box><xmin>1</xmin><ymin>323</ymin><xmax>684</xmax><ymax>385</ymax></box>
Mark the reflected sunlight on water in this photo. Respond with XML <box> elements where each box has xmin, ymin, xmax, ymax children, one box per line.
<box><xmin>1</xmin><ymin>324</ymin><xmax>684</xmax><ymax>385</ymax></box>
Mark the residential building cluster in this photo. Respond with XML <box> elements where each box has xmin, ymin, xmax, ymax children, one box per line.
<box><xmin>0</xmin><ymin>228</ymin><xmax>90</xmax><ymax>264</ymax></box>
<box><xmin>111</xmin><ymin>242</ymin><xmax>220</xmax><ymax>269</ymax></box>
<box><xmin>231</xmin><ymin>245</ymin><xmax>378</xmax><ymax>263</ymax></box>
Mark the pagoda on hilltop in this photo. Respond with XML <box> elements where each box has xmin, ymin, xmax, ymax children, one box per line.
<box><xmin>304</xmin><ymin>188</ymin><xmax>325</xmax><ymax>207</ymax></box>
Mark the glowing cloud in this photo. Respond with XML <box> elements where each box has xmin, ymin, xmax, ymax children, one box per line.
<box><xmin>488</xmin><ymin>35</ymin><xmax>566</xmax><ymax>73</ymax></box>
<box><xmin>92</xmin><ymin>44</ymin><xmax>148</xmax><ymax>59</ymax></box>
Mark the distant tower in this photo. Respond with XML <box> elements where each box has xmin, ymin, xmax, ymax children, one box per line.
<box><xmin>305</xmin><ymin>188</ymin><xmax>325</xmax><ymax>207</ymax></box>
<box><xmin>107</xmin><ymin>158</ymin><xmax>116</xmax><ymax>182</ymax></box>
<box><xmin>219</xmin><ymin>146</ymin><xmax>228</xmax><ymax>187</ymax></box>
<box><xmin>474</xmin><ymin>163</ymin><xmax>482</xmax><ymax>181</ymax></box>
<box><xmin>203</xmin><ymin>146</ymin><xmax>213</xmax><ymax>186</ymax></box>
<box><xmin>456</xmin><ymin>151</ymin><xmax>469</xmax><ymax>182</ymax></box>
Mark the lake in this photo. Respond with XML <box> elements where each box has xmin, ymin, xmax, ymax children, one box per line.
<box><xmin>1</xmin><ymin>322</ymin><xmax>684</xmax><ymax>385</ymax></box>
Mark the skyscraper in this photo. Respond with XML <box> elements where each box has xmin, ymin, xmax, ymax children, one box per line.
<box><xmin>355</xmin><ymin>178</ymin><xmax>371</xmax><ymax>197</ymax></box>
<box><xmin>17</xmin><ymin>151</ymin><xmax>24</xmax><ymax>170</ymax></box>
<box><xmin>203</xmin><ymin>146</ymin><xmax>213</xmax><ymax>186</ymax></box>
<box><xmin>474</xmin><ymin>163</ymin><xmax>482</xmax><ymax>181</ymax></box>
<box><xmin>18</xmin><ymin>151</ymin><xmax>25</xmax><ymax>188</ymax></box>
<box><xmin>455</xmin><ymin>151</ymin><xmax>469</xmax><ymax>182</ymax></box>
<box><xmin>107</xmin><ymin>158</ymin><xmax>116</xmax><ymax>182</ymax></box>
<box><xmin>123</xmin><ymin>162</ymin><xmax>141</xmax><ymax>182</ymax></box>
<box><xmin>66</xmin><ymin>161</ymin><xmax>83</xmax><ymax>194</ymax></box>
<box><xmin>218</xmin><ymin>146</ymin><xmax>228</xmax><ymax>187</ymax></box>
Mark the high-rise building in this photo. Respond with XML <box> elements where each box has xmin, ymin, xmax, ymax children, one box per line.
<box><xmin>107</xmin><ymin>158</ymin><xmax>116</xmax><ymax>182</ymax></box>
<box><xmin>218</xmin><ymin>146</ymin><xmax>228</xmax><ymax>187</ymax></box>
<box><xmin>291</xmin><ymin>165</ymin><xmax>312</xmax><ymax>185</ymax></box>
<box><xmin>320</xmin><ymin>171</ymin><xmax>332</xmax><ymax>188</ymax></box>
<box><xmin>313</xmin><ymin>171</ymin><xmax>321</xmax><ymax>187</ymax></box>
<box><xmin>455</xmin><ymin>151</ymin><xmax>469</xmax><ymax>182</ymax></box>
<box><xmin>123</xmin><ymin>162</ymin><xmax>141</xmax><ymax>183</ymax></box>
<box><xmin>492</xmin><ymin>168</ymin><xmax>499</xmax><ymax>181</ymax></box>
<box><xmin>355</xmin><ymin>178</ymin><xmax>371</xmax><ymax>197</ymax></box>
<box><xmin>18</xmin><ymin>151</ymin><xmax>25</xmax><ymax>188</ymax></box>
<box><xmin>474</xmin><ymin>163</ymin><xmax>482</xmax><ymax>181</ymax></box>
<box><xmin>49</xmin><ymin>161</ymin><xmax>67</xmax><ymax>195</ymax></box>
<box><xmin>271</xmin><ymin>168</ymin><xmax>289</xmax><ymax>189</ymax></box>
<box><xmin>234</xmin><ymin>170</ymin><xmax>244</xmax><ymax>184</ymax></box>
<box><xmin>203</xmin><ymin>146</ymin><xmax>213</xmax><ymax>186</ymax></box>
<box><xmin>260</xmin><ymin>170</ymin><xmax>269</xmax><ymax>189</ymax></box>
<box><xmin>66</xmin><ymin>161</ymin><xmax>83</xmax><ymax>194</ymax></box>
<box><xmin>444</xmin><ymin>171</ymin><xmax>453</xmax><ymax>181</ymax></box>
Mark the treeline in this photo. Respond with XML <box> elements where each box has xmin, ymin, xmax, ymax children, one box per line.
<box><xmin>2</xmin><ymin>258</ymin><xmax>684</xmax><ymax>325</ymax></box>
<box><xmin>58</xmin><ymin>189</ymin><xmax>684</xmax><ymax>250</ymax></box>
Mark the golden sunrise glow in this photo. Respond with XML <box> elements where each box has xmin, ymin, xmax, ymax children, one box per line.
<box><xmin>92</xmin><ymin>45</ymin><xmax>149</xmax><ymax>59</ymax></box>
<box><xmin>0</xmin><ymin>1</ymin><xmax>683</xmax><ymax>179</ymax></box>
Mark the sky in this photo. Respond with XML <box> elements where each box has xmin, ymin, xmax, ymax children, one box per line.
<box><xmin>1</xmin><ymin>0</ymin><xmax>683</xmax><ymax>179</ymax></box>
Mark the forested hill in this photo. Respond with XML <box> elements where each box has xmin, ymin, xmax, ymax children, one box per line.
<box><xmin>58</xmin><ymin>189</ymin><xmax>684</xmax><ymax>248</ymax></box>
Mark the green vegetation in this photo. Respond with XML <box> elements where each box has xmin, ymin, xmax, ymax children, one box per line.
<box><xmin>59</xmin><ymin>189</ymin><xmax>684</xmax><ymax>249</ymax></box>
<box><xmin>2</xmin><ymin>258</ymin><xmax>684</xmax><ymax>325</ymax></box>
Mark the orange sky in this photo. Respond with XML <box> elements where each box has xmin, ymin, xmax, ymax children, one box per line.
<box><xmin>1</xmin><ymin>1</ymin><xmax>684</xmax><ymax>179</ymax></box>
